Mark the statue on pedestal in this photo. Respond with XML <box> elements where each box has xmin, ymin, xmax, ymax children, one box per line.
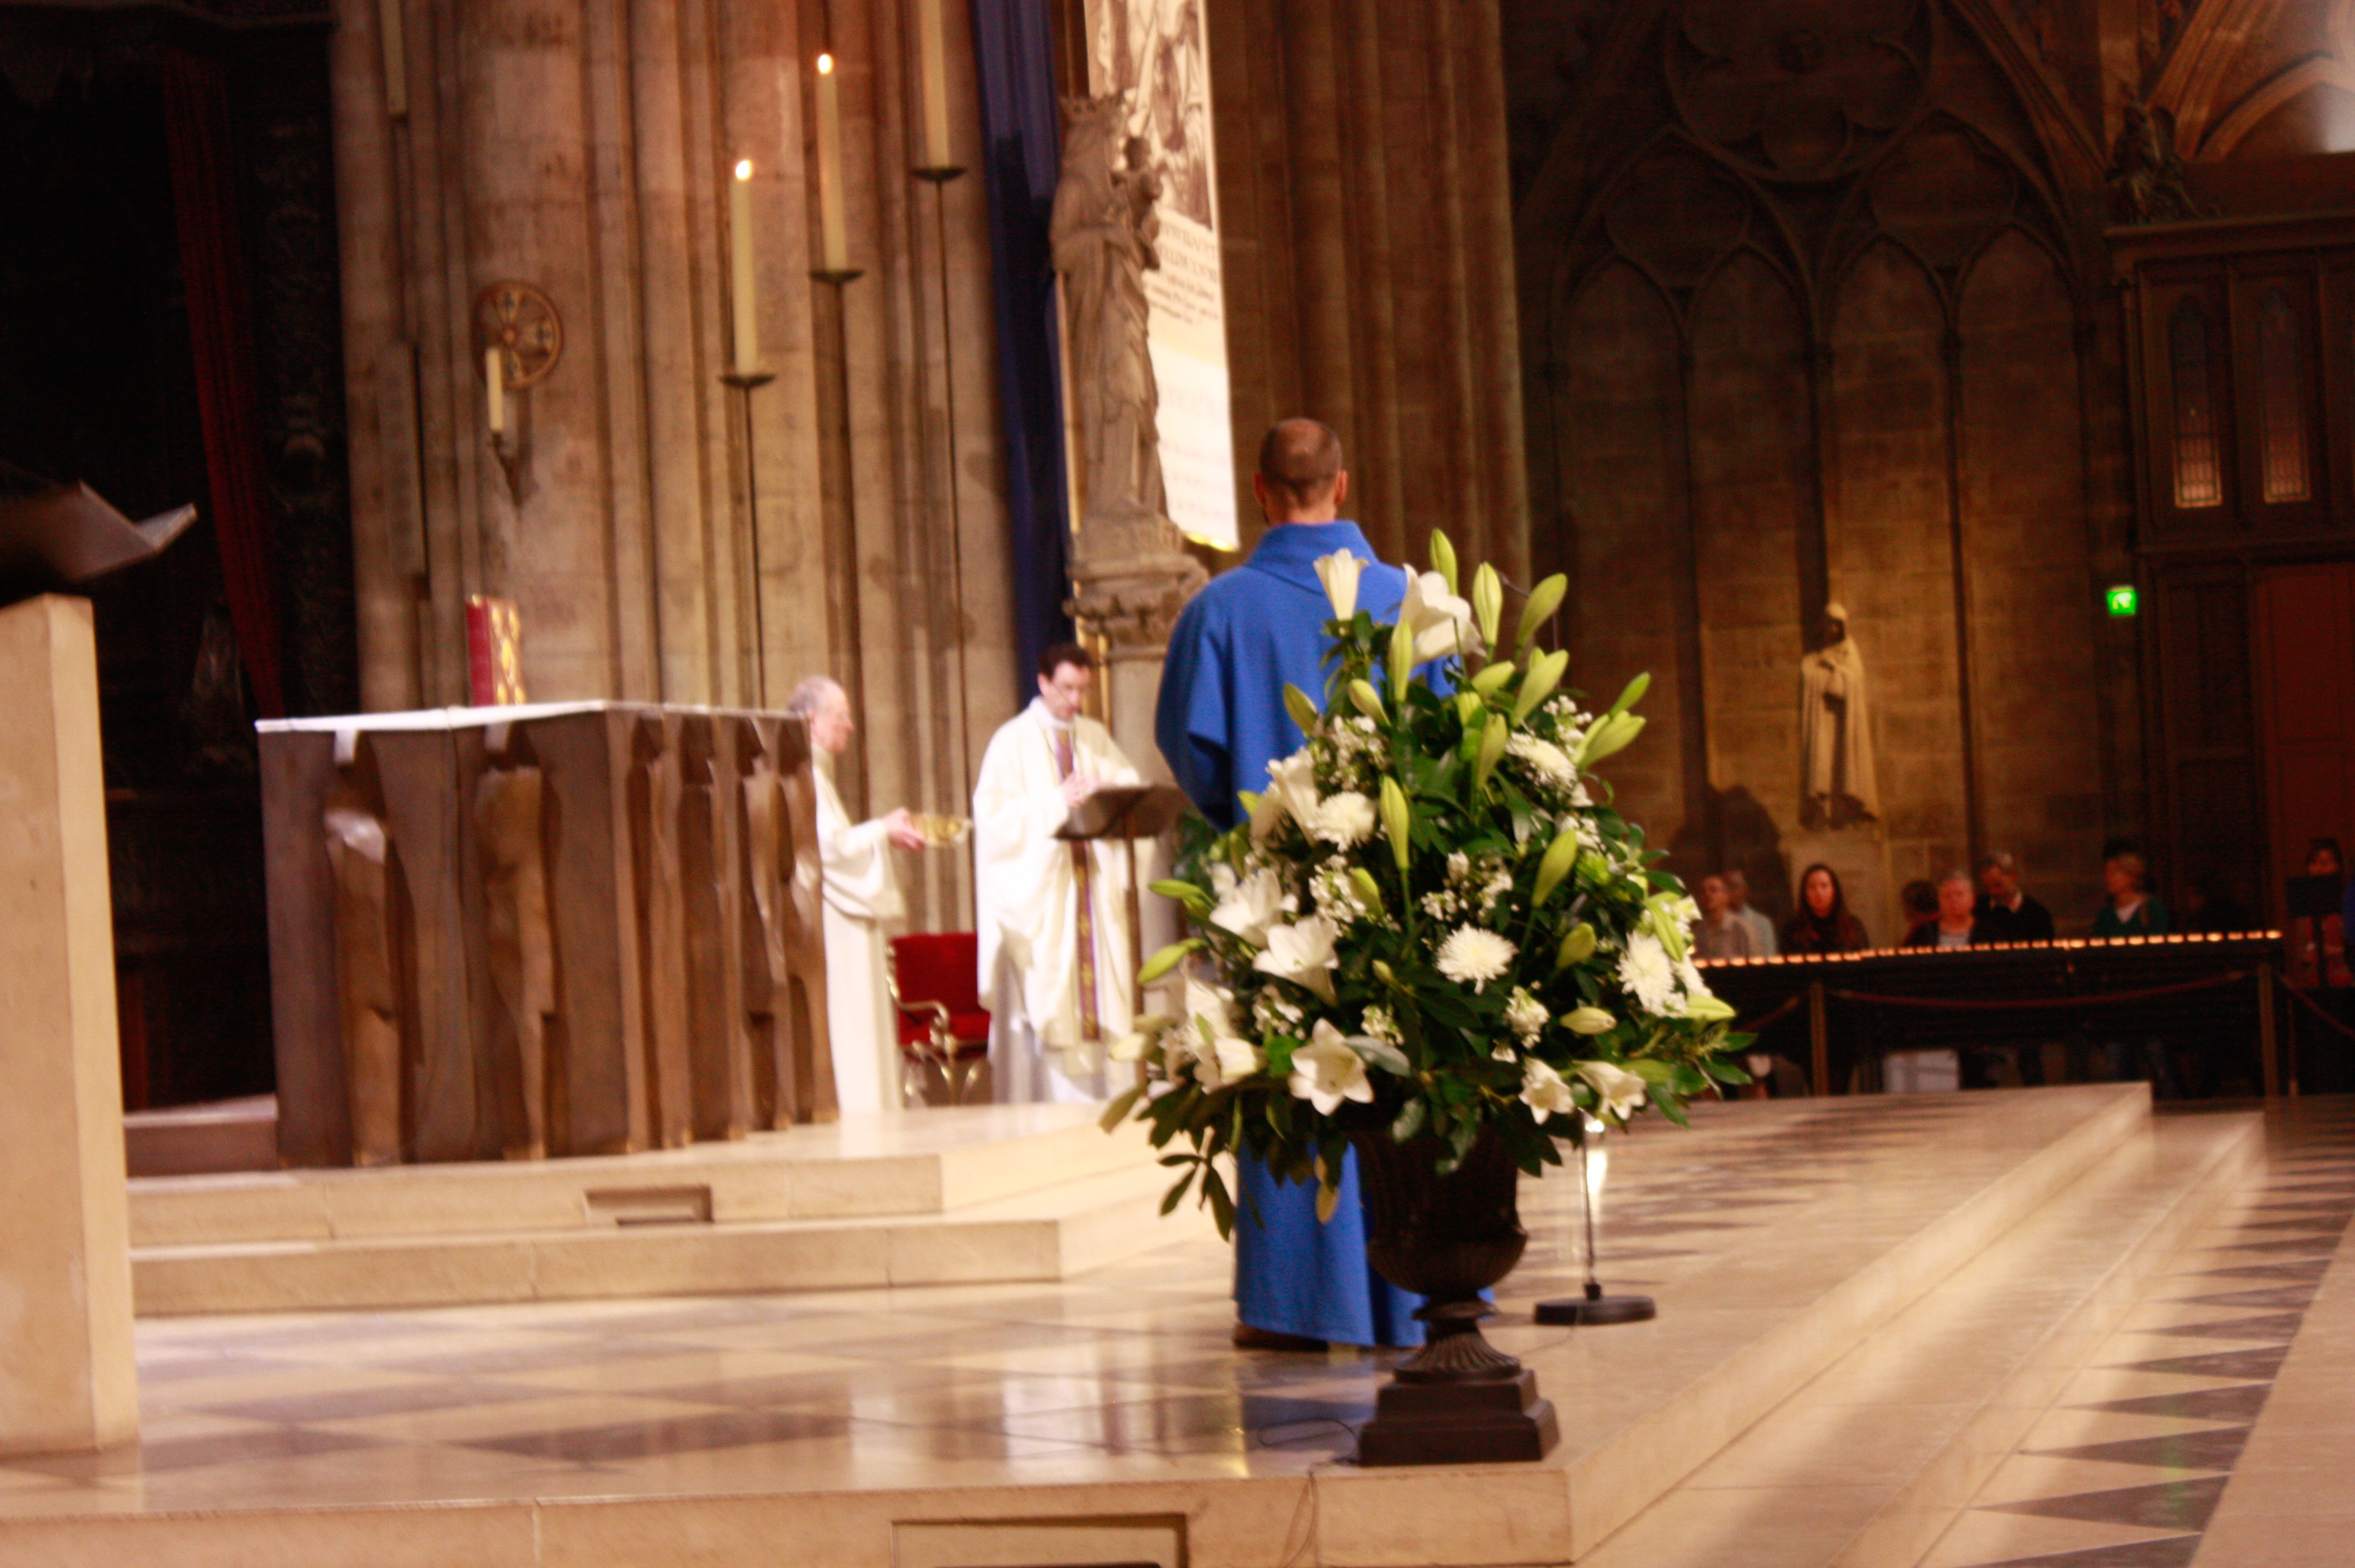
<box><xmin>1801</xmin><ymin>601</ymin><xmax>1878</xmax><ymax>831</ymax></box>
<box><xmin>1052</xmin><ymin>94</ymin><xmax>1167</xmax><ymax>542</ymax></box>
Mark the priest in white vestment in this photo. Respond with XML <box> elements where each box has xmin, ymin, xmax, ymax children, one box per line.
<box><xmin>789</xmin><ymin>676</ymin><xmax>929</xmax><ymax>1117</ymax></box>
<box><xmin>972</xmin><ymin>644</ymin><xmax>1141</xmax><ymax>1103</ymax></box>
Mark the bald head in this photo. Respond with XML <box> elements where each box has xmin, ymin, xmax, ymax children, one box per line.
<box><xmin>1254</xmin><ymin>418</ymin><xmax>1347</xmax><ymax>522</ymax></box>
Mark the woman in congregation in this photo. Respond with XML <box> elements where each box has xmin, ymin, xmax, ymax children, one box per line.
<box><xmin>1781</xmin><ymin>863</ymin><xmax>1871</xmax><ymax>954</ymax></box>
<box><xmin>2093</xmin><ymin>850</ymin><xmax>2170</xmax><ymax>937</ymax></box>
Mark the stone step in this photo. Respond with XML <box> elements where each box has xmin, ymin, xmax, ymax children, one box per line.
<box><xmin>132</xmin><ymin>1152</ymin><xmax>1216</xmax><ymax>1315</ymax></box>
<box><xmin>123</xmin><ymin>1094</ymin><xmax>278</xmax><ymax>1178</ymax></box>
<box><xmin>1570</xmin><ymin>1107</ymin><xmax>2266</xmax><ymax>1568</ymax></box>
<box><xmin>128</xmin><ymin>1102</ymin><xmax>1142</xmax><ymax>1248</ymax></box>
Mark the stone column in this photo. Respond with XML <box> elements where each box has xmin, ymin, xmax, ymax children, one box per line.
<box><xmin>0</xmin><ymin>596</ymin><xmax>137</xmax><ymax>1456</ymax></box>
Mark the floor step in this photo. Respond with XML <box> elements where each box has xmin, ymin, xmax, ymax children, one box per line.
<box><xmin>124</xmin><ymin>1094</ymin><xmax>278</xmax><ymax>1178</ymax></box>
<box><xmin>129</xmin><ymin>1102</ymin><xmax>1142</xmax><ymax>1248</ymax></box>
<box><xmin>130</xmin><ymin>1155</ymin><xmax>1213</xmax><ymax>1315</ymax></box>
<box><xmin>1572</xmin><ymin>1107</ymin><xmax>2266</xmax><ymax>1568</ymax></box>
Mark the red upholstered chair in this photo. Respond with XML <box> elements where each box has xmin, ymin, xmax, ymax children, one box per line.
<box><xmin>887</xmin><ymin>933</ymin><xmax>991</xmax><ymax>1105</ymax></box>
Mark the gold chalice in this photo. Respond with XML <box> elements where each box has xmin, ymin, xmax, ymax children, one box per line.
<box><xmin>914</xmin><ymin>812</ymin><xmax>969</xmax><ymax>846</ymax></box>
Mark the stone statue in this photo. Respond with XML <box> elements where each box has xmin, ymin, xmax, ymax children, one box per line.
<box><xmin>2107</xmin><ymin>97</ymin><xmax>2199</xmax><ymax>225</ymax></box>
<box><xmin>1052</xmin><ymin>92</ymin><xmax>1166</xmax><ymax>535</ymax></box>
<box><xmin>1801</xmin><ymin>601</ymin><xmax>1879</xmax><ymax>830</ymax></box>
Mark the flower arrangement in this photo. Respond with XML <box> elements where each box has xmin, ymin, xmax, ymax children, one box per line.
<box><xmin>1110</xmin><ymin>532</ymin><xmax>1749</xmax><ymax>1236</ymax></box>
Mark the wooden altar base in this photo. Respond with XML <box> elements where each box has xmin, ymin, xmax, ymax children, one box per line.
<box><xmin>4</xmin><ymin>1084</ymin><xmax>2318</xmax><ymax>1568</ymax></box>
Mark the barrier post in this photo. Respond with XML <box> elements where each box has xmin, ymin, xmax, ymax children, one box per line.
<box><xmin>1808</xmin><ymin>981</ymin><xmax>1829</xmax><ymax>1097</ymax></box>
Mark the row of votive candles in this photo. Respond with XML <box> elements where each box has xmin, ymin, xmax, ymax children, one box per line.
<box><xmin>1695</xmin><ymin>930</ymin><xmax>2287</xmax><ymax>967</ymax></box>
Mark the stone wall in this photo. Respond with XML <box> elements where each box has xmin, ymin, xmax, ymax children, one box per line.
<box><xmin>1511</xmin><ymin>0</ymin><xmax>2141</xmax><ymax>936</ymax></box>
<box><xmin>329</xmin><ymin>0</ymin><xmax>1010</xmax><ymax>928</ymax></box>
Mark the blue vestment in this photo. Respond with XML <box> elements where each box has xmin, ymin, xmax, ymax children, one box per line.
<box><xmin>1155</xmin><ymin>520</ymin><xmax>1425</xmax><ymax>1348</ymax></box>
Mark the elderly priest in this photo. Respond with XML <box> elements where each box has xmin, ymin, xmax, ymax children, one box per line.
<box><xmin>972</xmin><ymin>643</ymin><xmax>1142</xmax><ymax>1102</ymax></box>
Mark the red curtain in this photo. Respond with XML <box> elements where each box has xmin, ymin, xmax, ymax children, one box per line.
<box><xmin>162</xmin><ymin>48</ymin><xmax>285</xmax><ymax>720</ymax></box>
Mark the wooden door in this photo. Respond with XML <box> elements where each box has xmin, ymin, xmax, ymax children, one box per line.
<box><xmin>2254</xmin><ymin>562</ymin><xmax>2355</xmax><ymax>921</ymax></box>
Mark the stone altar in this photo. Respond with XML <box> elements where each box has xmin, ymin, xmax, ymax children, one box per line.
<box><xmin>262</xmin><ymin>702</ymin><xmax>834</xmax><ymax>1168</ymax></box>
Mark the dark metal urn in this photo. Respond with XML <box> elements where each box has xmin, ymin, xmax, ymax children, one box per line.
<box><xmin>1350</xmin><ymin>1128</ymin><xmax>1561</xmax><ymax>1467</ymax></box>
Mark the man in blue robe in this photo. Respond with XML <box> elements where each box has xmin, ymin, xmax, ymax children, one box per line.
<box><xmin>1155</xmin><ymin>417</ymin><xmax>1424</xmax><ymax>1351</ymax></box>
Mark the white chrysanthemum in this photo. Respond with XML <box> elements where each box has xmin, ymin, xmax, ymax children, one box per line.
<box><xmin>1304</xmin><ymin>791</ymin><xmax>1377</xmax><ymax>848</ymax></box>
<box><xmin>1435</xmin><ymin>924</ymin><xmax>1518</xmax><ymax>992</ymax></box>
<box><xmin>1618</xmin><ymin>930</ymin><xmax>1681</xmax><ymax>1016</ymax></box>
<box><xmin>1505</xmin><ymin>987</ymin><xmax>1547</xmax><ymax>1039</ymax></box>
<box><xmin>1506</xmin><ymin>733</ymin><xmax>1578</xmax><ymax>787</ymax></box>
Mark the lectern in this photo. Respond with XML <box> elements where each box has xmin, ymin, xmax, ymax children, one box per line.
<box><xmin>1054</xmin><ymin>782</ymin><xmax>1192</xmax><ymax>1016</ymax></box>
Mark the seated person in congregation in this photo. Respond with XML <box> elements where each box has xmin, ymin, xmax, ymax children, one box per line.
<box><xmin>2093</xmin><ymin>850</ymin><xmax>2170</xmax><ymax>937</ymax></box>
<box><xmin>1693</xmin><ymin>872</ymin><xmax>1757</xmax><ymax>960</ymax></box>
<box><xmin>1974</xmin><ymin>850</ymin><xmax>2056</xmax><ymax>942</ymax></box>
<box><xmin>1904</xmin><ymin>870</ymin><xmax>1981</xmax><ymax>948</ymax></box>
<box><xmin>1898</xmin><ymin>879</ymin><xmax>1938</xmax><ymax>946</ymax></box>
<box><xmin>1781</xmin><ymin>863</ymin><xmax>1870</xmax><ymax>953</ymax></box>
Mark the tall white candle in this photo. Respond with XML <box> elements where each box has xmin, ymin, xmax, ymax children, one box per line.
<box><xmin>730</xmin><ymin>159</ymin><xmax>759</xmax><ymax>374</ymax></box>
<box><xmin>814</xmin><ymin>53</ymin><xmax>849</xmax><ymax>274</ymax></box>
<box><xmin>486</xmin><ymin>345</ymin><xmax>505</xmax><ymax>435</ymax></box>
<box><xmin>915</xmin><ymin>0</ymin><xmax>951</xmax><ymax>172</ymax></box>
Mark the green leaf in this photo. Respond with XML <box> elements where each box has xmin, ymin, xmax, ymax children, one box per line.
<box><xmin>1159</xmin><ymin>1168</ymin><xmax>1197</xmax><ymax>1216</ymax></box>
<box><xmin>1139</xmin><ymin>937</ymin><xmax>1203</xmax><ymax>985</ymax></box>
<box><xmin>1625</xmin><ymin>1058</ymin><xmax>1679</xmax><ymax>1085</ymax></box>
<box><xmin>1098</xmin><ymin>1084</ymin><xmax>1144</xmax><ymax>1133</ymax></box>
<box><xmin>1203</xmin><ymin>1165</ymin><xmax>1236</xmax><ymax>1236</ymax></box>
<box><xmin>1391</xmin><ymin>1097</ymin><xmax>1428</xmax><ymax>1142</ymax></box>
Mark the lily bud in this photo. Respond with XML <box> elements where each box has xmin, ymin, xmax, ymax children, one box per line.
<box><xmin>1429</xmin><ymin>529</ymin><xmax>1458</xmax><ymax>594</ymax></box>
<box><xmin>1579</xmin><ymin>712</ymin><xmax>1645</xmax><ymax>766</ymax></box>
<box><xmin>1514</xmin><ymin>574</ymin><xmax>1567</xmax><ymax>655</ymax></box>
<box><xmin>1348</xmin><ymin>679</ymin><xmax>1385</xmax><ymax>721</ymax></box>
<box><xmin>1472</xmin><ymin>563</ymin><xmax>1503</xmax><ymax>649</ymax></box>
<box><xmin>1683</xmin><ymin>994</ymin><xmax>1737</xmax><ymax>1023</ymax></box>
<box><xmin>1565</xmin><ymin>1006</ymin><xmax>1616</xmax><ymax>1035</ymax></box>
<box><xmin>1389</xmin><ymin>613</ymin><xmax>1415</xmax><ymax>705</ymax></box>
<box><xmin>1348</xmin><ymin>866</ymin><xmax>1386</xmax><ymax>913</ymax></box>
<box><xmin>1605</xmin><ymin>670</ymin><xmax>1651</xmax><ymax>719</ymax></box>
<box><xmin>1556</xmin><ymin>921</ymin><xmax>1597</xmax><ymax>968</ymax></box>
<box><xmin>1379</xmin><ymin>776</ymin><xmax>1412</xmax><ymax>874</ymax></box>
<box><xmin>1473</xmin><ymin>714</ymin><xmax>1508</xmax><ymax>795</ymax></box>
<box><xmin>1531</xmin><ymin>827</ymin><xmax>1580</xmax><ymax>906</ymax></box>
<box><xmin>1283</xmin><ymin>683</ymin><xmax>1321</xmax><ymax>734</ymax></box>
<box><xmin>1470</xmin><ymin>660</ymin><xmax>1518</xmax><ymax>698</ymax></box>
<box><xmin>1372</xmin><ymin>959</ymin><xmax>1397</xmax><ymax>985</ymax></box>
<box><xmin>1512</xmin><ymin>648</ymin><xmax>1569</xmax><ymax>725</ymax></box>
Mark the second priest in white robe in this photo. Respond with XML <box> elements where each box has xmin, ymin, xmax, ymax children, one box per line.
<box><xmin>972</xmin><ymin>662</ymin><xmax>1141</xmax><ymax>1104</ymax></box>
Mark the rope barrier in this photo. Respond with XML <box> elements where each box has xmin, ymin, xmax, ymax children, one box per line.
<box><xmin>1823</xmin><ymin>970</ymin><xmax>2253</xmax><ymax>1013</ymax></box>
<box><xmin>1733</xmin><ymin>993</ymin><xmax>1804</xmax><ymax>1035</ymax></box>
<box><xmin>2285</xmin><ymin>983</ymin><xmax>2355</xmax><ymax>1044</ymax></box>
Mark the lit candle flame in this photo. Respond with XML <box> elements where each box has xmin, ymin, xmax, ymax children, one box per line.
<box><xmin>734</xmin><ymin>159</ymin><xmax>753</xmax><ymax>181</ymax></box>
<box><xmin>817</xmin><ymin>52</ymin><xmax>834</xmax><ymax>73</ymax></box>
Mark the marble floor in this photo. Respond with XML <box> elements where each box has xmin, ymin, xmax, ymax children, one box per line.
<box><xmin>0</xmin><ymin>1090</ymin><xmax>2347</xmax><ymax>1567</ymax></box>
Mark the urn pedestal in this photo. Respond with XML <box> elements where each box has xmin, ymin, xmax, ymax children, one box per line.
<box><xmin>1351</xmin><ymin>1131</ymin><xmax>1560</xmax><ymax>1467</ymax></box>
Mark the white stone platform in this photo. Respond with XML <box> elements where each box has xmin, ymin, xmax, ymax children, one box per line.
<box><xmin>0</xmin><ymin>1084</ymin><xmax>2272</xmax><ymax>1568</ymax></box>
<box><xmin>130</xmin><ymin>1104</ymin><xmax>1206</xmax><ymax>1315</ymax></box>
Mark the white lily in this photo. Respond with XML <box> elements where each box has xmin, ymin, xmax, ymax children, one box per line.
<box><xmin>1290</xmin><ymin>1020</ymin><xmax>1374</xmax><ymax>1114</ymax></box>
<box><xmin>1210</xmin><ymin>866</ymin><xmax>1285</xmax><ymax>947</ymax></box>
<box><xmin>1399</xmin><ymin>570</ymin><xmax>1481</xmax><ymax>662</ymax></box>
<box><xmin>1194</xmin><ymin>1033</ymin><xmax>1264</xmax><ymax>1088</ymax></box>
<box><xmin>1181</xmin><ymin>975</ymin><xmax>1240</xmax><ymax>1038</ymax></box>
<box><xmin>1521</xmin><ymin>1057</ymin><xmax>1578</xmax><ymax>1122</ymax></box>
<box><xmin>1254</xmin><ymin>914</ymin><xmax>1341</xmax><ymax>1003</ymax></box>
<box><xmin>1576</xmin><ymin>1059</ymin><xmax>1650</xmax><ymax>1121</ymax></box>
<box><xmin>1252</xmin><ymin>749</ymin><xmax>1322</xmax><ymax>844</ymax></box>
<box><xmin>1314</xmin><ymin>550</ymin><xmax>1363</xmax><ymax>620</ymax></box>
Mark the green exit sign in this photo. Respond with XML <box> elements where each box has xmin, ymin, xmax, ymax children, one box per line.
<box><xmin>2106</xmin><ymin>584</ymin><xmax>2138</xmax><ymax>618</ymax></box>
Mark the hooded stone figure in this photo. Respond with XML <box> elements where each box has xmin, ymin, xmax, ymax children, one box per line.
<box><xmin>1801</xmin><ymin>601</ymin><xmax>1878</xmax><ymax>827</ymax></box>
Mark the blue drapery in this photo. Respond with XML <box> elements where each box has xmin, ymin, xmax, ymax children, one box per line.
<box><xmin>969</xmin><ymin>0</ymin><xmax>1072</xmax><ymax>700</ymax></box>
